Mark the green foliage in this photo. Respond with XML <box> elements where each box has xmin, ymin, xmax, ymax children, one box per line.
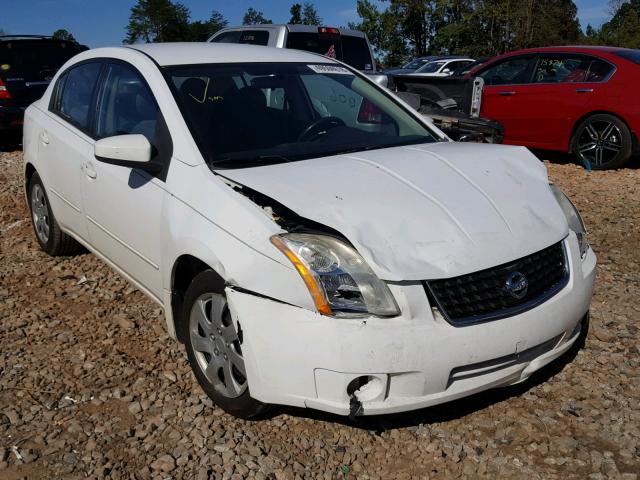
<box><xmin>302</xmin><ymin>3</ymin><xmax>322</xmax><ymax>25</ymax></box>
<box><xmin>187</xmin><ymin>10</ymin><xmax>228</xmax><ymax>41</ymax></box>
<box><xmin>289</xmin><ymin>2</ymin><xmax>322</xmax><ymax>25</ymax></box>
<box><xmin>351</xmin><ymin>0</ymin><xmax>584</xmax><ymax>67</ymax></box>
<box><xmin>242</xmin><ymin>7</ymin><xmax>273</xmax><ymax>25</ymax></box>
<box><xmin>290</xmin><ymin>3</ymin><xmax>303</xmax><ymax>24</ymax></box>
<box><xmin>125</xmin><ymin>0</ymin><xmax>191</xmax><ymax>43</ymax></box>
<box><xmin>125</xmin><ymin>1</ymin><xmax>228</xmax><ymax>43</ymax></box>
<box><xmin>594</xmin><ymin>0</ymin><xmax>640</xmax><ymax>48</ymax></box>
<box><xmin>52</xmin><ymin>29</ymin><xmax>77</xmax><ymax>42</ymax></box>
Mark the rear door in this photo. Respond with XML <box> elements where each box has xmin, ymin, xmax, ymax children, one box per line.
<box><xmin>0</xmin><ymin>39</ymin><xmax>86</xmax><ymax>110</ymax></box>
<box><xmin>505</xmin><ymin>54</ymin><xmax>607</xmax><ymax>149</ymax></box>
<box><xmin>40</xmin><ymin>60</ymin><xmax>103</xmax><ymax>239</ymax></box>
<box><xmin>477</xmin><ymin>55</ymin><xmax>537</xmax><ymax>144</ymax></box>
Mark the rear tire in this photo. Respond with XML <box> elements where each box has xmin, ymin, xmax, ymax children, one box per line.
<box><xmin>27</xmin><ymin>172</ymin><xmax>81</xmax><ymax>256</ymax></box>
<box><xmin>181</xmin><ymin>270</ymin><xmax>268</xmax><ymax>419</ymax></box>
<box><xmin>571</xmin><ymin>114</ymin><xmax>632</xmax><ymax>170</ymax></box>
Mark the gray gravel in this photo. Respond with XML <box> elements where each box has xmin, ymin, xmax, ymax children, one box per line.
<box><xmin>1</xmin><ymin>150</ymin><xmax>639</xmax><ymax>479</ymax></box>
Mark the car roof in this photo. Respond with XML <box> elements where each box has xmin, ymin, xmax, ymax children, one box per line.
<box><xmin>127</xmin><ymin>42</ymin><xmax>335</xmax><ymax>66</ymax></box>
<box><xmin>492</xmin><ymin>45</ymin><xmax>636</xmax><ymax>58</ymax></box>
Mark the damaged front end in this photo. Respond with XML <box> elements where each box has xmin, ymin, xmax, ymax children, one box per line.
<box><xmin>223</xmin><ymin>178</ymin><xmax>400</xmax><ymax>320</ymax></box>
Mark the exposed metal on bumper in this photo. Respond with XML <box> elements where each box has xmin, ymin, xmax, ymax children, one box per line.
<box><xmin>226</xmin><ymin>238</ymin><xmax>595</xmax><ymax>416</ymax></box>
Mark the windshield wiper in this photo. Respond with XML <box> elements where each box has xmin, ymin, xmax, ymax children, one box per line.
<box><xmin>211</xmin><ymin>154</ymin><xmax>293</xmax><ymax>168</ymax></box>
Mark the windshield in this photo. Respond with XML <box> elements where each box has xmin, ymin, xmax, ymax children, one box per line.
<box><xmin>416</xmin><ymin>61</ymin><xmax>446</xmax><ymax>74</ymax></box>
<box><xmin>167</xmin><ymin>63</ymin><xmax>437</xmax><ymax>168</ymax></box>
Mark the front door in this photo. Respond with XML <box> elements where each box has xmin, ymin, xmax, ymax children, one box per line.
<box><xmin>82</xmin><ymin>61</ymin><xmax>170</xmax><ymax>300</ymax></box>
<box><xmin>478</xmin><ymin>55</ymin><xmax>536</xmax><ymax>144</ymax></box>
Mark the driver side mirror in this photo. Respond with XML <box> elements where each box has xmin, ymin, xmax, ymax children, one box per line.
<box><xmin>94</xmin><ymin>134</ymin><xmax>161</xmax><ymax>173</ymax></box>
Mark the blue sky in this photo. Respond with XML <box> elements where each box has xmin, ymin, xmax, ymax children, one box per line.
<box><xmin>2</xmin><ymin>0</ymin><xmax>611</xmax><ymax>48</ymax></box>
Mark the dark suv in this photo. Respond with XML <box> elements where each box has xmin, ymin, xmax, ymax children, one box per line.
<box><xmin>1</xmin><ymin>35</ymin><xmax>87</xmax><ymax>139</ymax></box>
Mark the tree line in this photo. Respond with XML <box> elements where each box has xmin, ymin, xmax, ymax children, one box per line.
<box><xmin>124</xmin><ymin>0</ymin><xmax>322</xmax><ymax>43</ymax></box>
<box><xmin>350</xmin><ymin>0</ymin><xmax>640</xmax><ymax>65</ymax></box>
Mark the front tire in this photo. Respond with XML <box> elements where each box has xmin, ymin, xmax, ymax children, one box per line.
<box><xmin>181</xmin><ymin>270</ymin><xmax>268</xmax><ymax>419</ymax></box>
<box><xmin>572</xmin><ymin>114</ymin><xmax>632</xmax><ymax>170</ymax></box>
<box><xmin>27</xmin><ymin>172</ymin><xmax>81</xmax><ymax>256</ymax></box>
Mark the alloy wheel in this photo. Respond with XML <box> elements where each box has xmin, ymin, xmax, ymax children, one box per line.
<box><xmin>31</xmin><ymin>183</ymin><xmax>50</xmax><ymax>244</ymax></box>
<box><xmin>188</xmin><ymin>293</ymin><xmax>247</xmax><ymax>398</ymax></box>
<box><xmin>576</xmin><ymin>120</ymin><xmax>623</xmax><ymax>168</ymax></box>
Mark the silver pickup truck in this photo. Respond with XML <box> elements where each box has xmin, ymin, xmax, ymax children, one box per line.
<box><xmin>209</xmin><ymin>24</ymin><xmax>377</xmax><ymax>72</ymax></box>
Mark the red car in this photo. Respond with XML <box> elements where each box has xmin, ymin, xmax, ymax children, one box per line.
<box><xmin>469</xmin><ymin>46</ymin><xmax>640</xmax><ymax>169</ymax></box>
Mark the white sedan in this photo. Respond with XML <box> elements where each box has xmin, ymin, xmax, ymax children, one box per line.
<box><xmin>410</xmin><ymin>57</ymin><xmax>476</xmax><ymax>77</ymax></box>
<box><xmin>23</xmin><ymin>43</ymin><xmax>595</xmax><ymax>419</ymax></box>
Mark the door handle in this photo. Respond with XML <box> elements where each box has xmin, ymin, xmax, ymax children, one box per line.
<box><xmin>83</xmin><ymin>161</ymin><xmax>97</xmax><ymax>179</ymax></box>
<box><xmin>576</xmin><ymin>88</ymin><xmax>594</xmax><ymax>93</ymax></box>
<box><xmin>40</xmin><ymin>131</ymin><xmax>50</xmax><ymax>145</ymax></box>
<box><xmin>499</xmin><ymin>91</ymin><xmax>516</xmax><ymax>96</ymax></box>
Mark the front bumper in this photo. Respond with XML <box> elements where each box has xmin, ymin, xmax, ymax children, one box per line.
<box><xmin>227</xmin><ymin>235</ymin><xmax>596</xmax><ymax>416</ymax></box>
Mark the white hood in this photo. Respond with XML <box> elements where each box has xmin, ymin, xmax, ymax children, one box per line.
<box><xmin>222</xmin><ymin>142</ymin><xmax>569</xmax><ymax>281</ymax></box>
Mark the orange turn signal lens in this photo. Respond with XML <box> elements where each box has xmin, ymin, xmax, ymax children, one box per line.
<box><xmin>271</xmin><ymin>236</ymin><xmax>333</xmax><ymax>316</ymax></box>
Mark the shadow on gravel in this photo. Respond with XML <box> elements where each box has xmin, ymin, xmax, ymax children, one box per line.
<box><xmin>270</xmin><ymin>321</ymin><xmax>589</xmax><ymax>433</ymax></box>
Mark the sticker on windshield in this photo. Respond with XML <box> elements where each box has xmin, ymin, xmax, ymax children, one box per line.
<box><xmin>307</xmin><ymin>64</ymin><xmax>351</xmax><ymax>75</ymax></box>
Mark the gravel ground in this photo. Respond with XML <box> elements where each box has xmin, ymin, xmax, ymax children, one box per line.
<box><xmin>0</xmin><ymin>149</ymin><xmax>638</xmax><ymax>480</ymax></box>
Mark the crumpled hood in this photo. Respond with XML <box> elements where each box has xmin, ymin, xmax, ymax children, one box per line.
<box><xmin>222</xmin><ymin>142</ymin><xmax>569</xmax><ymax>281</ymax></box>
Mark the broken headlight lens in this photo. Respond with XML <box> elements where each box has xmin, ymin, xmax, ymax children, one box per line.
<box><xmin>550</xmin><ymin>184</ymin><xmax>588</xmax><ymax>258</ymax></box>
<box><xmin>271</xmin><ymin>233</ymin><xmax>400</xmax><ymax>317</ymax></box>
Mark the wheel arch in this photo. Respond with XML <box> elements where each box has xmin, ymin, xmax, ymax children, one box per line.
<box><xmin>170</xmin><ymin>254</ymin><xmax>225</xmax><ymax>343</ymax></box>
<box><xmin>24</xmin><ymin>162</ymin><xmax>37</xmax><ymax>189</ymax></box>
<box><xmin>569</xmin><ymin>110</ymin><xmax>636</xmax><ymax>153</ymax></box>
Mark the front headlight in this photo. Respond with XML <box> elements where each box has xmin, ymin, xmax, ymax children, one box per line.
<box><xmin>271</xmin><ymin>233</ymin><xmax>400</xmax><ymax>317</ymax></box>
<box><xmin>550</xmin><ymin>184</ymin><xmax>588</xmax><ymax>258</ymax></box>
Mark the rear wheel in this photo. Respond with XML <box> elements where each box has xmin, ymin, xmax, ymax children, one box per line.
<box><xmin>27</xmin><ymin>172</ymin><xmax>81</xmax><ymax>256</ymax></box>
<box><xmin>572</xmin><ymin>114</ymin><xmax>632</xmax><ymax>170</ymax></box>
<box><xmin>181</xmin><ymin>270</ymin><xmax>268</xmax><ymax>419</ymax></box>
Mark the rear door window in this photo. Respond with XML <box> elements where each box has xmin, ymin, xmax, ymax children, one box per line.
<box><xmin>532</xmin><ymin>56</ymin><xmax>591</xmax><ymax>83</ymax></box>
<box><xmin>53</xmin><ymin>62</ymin><xmax>102</xmax><ymax>132</ymax></box>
